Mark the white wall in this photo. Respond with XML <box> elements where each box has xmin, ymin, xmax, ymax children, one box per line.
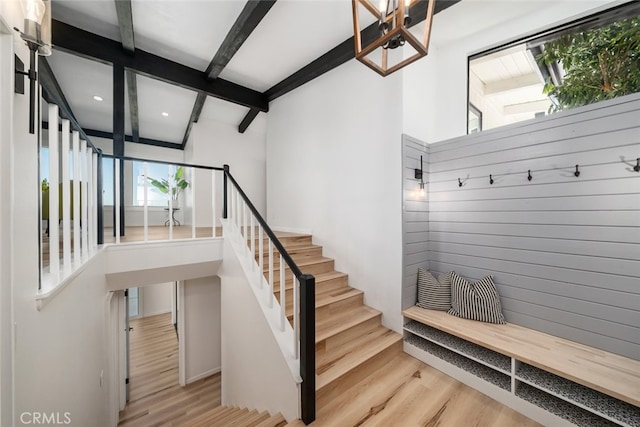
<box><xmin>219</xmin><ymin>239</ymin><xmax>299</xmax><ymax>422</ymax></box>
<box><xmin>402</xmin><ymin>0</ymin><xmax>629</xmax><ymax>143</ymax></box>
<box><xmin>266</xmin><ymin>60</ymin><xmax>405</xmax><ymax>332</ymax></box>
<box><xmin>140</xmin><ymin>282</ymin><xmax>173</xmax><ymax>318</ymax></box>
<box><xmin>183</xmin><ymin>276</ymin><xmax>221</xmax><ymax>383</ymax></box>
<box><xmin>184</xmin><ymin>118</ymin><xmax>266</xmax><ymax>227</ymax></box>
<box><xmin>0</xmin><ymin>14</ymin><xmax>15</xmax><ymax>427</ymax></box>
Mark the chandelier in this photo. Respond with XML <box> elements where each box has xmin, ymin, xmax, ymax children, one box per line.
<box><xmin>352</xmin><ymin>0</ymin><xmax>436</xmax><ymax>76</ymax></box>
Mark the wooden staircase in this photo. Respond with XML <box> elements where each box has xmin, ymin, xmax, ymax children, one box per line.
<box><xmin>256</xmin><ymin>231</ymin><xmax>403</xmax><ymax>418</ymax></box>
<box><xmin>181</xmin><ymin>405</ymin><xmax>287</xmax><ymax>427</ymax></box>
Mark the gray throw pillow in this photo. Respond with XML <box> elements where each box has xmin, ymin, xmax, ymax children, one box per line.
<box><xmin>416</xmin><ymin>268</ymin><xmax>452</xmax><ymax>311</ymax></box>
<box><xmin>448</xmin><ymin>272</ymin><xmax>506</xmax><ymax>324</ymax></box>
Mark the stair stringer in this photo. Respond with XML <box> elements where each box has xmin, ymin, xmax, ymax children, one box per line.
<box><xmin>218</xmin><ymin>220</ymin><xmax>300</xmax><ymax>422</ymax></box>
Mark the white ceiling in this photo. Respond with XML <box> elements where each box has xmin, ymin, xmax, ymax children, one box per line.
<box><xmin>46</xmin><ymin>0</ymin><xmax>556</xmax><ymax>149</ymax></box>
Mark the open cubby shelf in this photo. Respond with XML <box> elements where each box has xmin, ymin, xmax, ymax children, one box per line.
<box><xmin>517</xmin><ymin>363</ymin><xmax>640</xmax><ymax>427</ymax></box>
<box><xmin>404</xmin><ymin>320</ymin><xmax>511</xmax><ymax>373</ymax></box>
<box><xmin>403</xmin><ymin>318</ymin><xmax>639</xmax><ymax>427</ymax></box>
<box><xmin>405</xmin><ymin>333</ymin><xmax>511</xmax><ymax>391</ymax></box>
<box><xmin>516</xmin><ymin>383</ymin><xmax>620</xmax><ymax>427</ymax></box>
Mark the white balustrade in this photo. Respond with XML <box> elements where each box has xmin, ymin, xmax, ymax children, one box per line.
<box><xmin>268</xmin><ymin>240</ymin><xmax>274</xmax><ymax>308</ymax></box>
<box><xmin>61</xmin><ymin>119</ymin><xmax>71</xmax><ymax>273</ymax></box>
<box><xmin>280</xmin><ymin>255</ymin><xmax>286</xmax><ymax>331</ymax></box>
<box><xmin>48</xmin><ymin>104</ymin><xmax>60</xmax><ymax>280</ymax></box>
<box><xmin>115</xmin><ymin>159</ymin><xmax>120</xmax><ymax>244</ymax></box>
<box><xmin>143</xmin><ymin>161</ymin><xmax>149</xmax><ymax>242</ymax></box>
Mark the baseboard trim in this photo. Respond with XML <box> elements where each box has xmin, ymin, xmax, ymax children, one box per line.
<box><xmin>272</xmin><ymin>226</ymin><xmax>312</xmax><ymax>235</ymax></box>
<box><xmin>186</xmin><ymin>367</ymin><xmax>221</xmax><ymax>385</ymax></box>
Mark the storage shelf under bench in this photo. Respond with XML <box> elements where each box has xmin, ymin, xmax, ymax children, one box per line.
<box><xmin>402</xmin><ymin>307</ymin><xmax>640</xmax><ymax>427</ymax></box>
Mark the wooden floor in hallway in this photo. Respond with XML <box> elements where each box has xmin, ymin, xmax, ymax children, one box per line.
<box><xmin>118</xmin><ymin>313</ymin><xmax>221</xmax><ymax>427</ymax></box>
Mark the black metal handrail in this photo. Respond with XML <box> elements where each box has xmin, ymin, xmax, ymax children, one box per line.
<box><xmin>223</xmin><ymin>166</ymin><xmax>316</xmax><ymax>425</ymax></box>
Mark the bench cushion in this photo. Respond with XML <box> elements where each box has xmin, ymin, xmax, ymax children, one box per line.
<box><xmin>416</xmin><ymin>269</ymin><xmax>452</xmax><ymax>310</ymax></box>
<box><xmin>448</xmin><ymin>272</ymin><xmax>506</xmax><ymax>324</ymax></box>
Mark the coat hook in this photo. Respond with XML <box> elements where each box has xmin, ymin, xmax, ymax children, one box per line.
<box><xmin>458</xmin><ymin>178</ymin><xmax>463</xmax><ymax>187</ymax></box>
<box><xmin>489</xmin><ymin>174</ymin><xmax>494</xmax><ymax>185</ymax></box>
<box><xmin>527</xmin><ymin>170</ymin><xmax>532</xmax><ymax>181</ymax></box>
<box><xmin>635</xmin><ymin>158</ymin><xmax>640</xmax><ymax>172</ymax></box>
<box><xmin>574</xmin><ymin>164</ymin><xmax>580</xmax><ymax>177</ymax></box>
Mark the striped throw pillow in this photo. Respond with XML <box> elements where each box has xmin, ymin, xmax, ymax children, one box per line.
<box><xmin>448</xmin><ymin>272</ymin><xmax>506</xmax><ymax>324</ymax></box>
<box><xmin>416</xmin><ymin>268</ymin><xmax>452</xmax><ymax>311</ymax></box>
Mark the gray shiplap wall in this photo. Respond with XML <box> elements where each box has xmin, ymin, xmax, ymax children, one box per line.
<box><xmin>402</xmin><ymin>135</ymin><xmax>429</xmax><ymax>311</ymax></box>
<box><xmin>402</xmin><ymin>93</ymin><xmax>640</xmax><ymax>360</ymax></box>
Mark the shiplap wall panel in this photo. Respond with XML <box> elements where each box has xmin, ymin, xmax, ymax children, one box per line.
<box><xmin>402</xmin><ymin>135</ymin><xmax>429</xmax><ymax>310</ymax></box>
<box><xmin>426</xmin><ymin>93</ymin><xmax>640</xmax><ymax>360</ymax></box>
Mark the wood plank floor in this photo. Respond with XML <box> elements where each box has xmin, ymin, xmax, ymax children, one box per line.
<box><xmin>118</xmin><ymin>313</ymin><xmax>221</xmax><ymax>427</ymax></box>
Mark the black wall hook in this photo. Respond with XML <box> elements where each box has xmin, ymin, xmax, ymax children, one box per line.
<box><xmin>527</xmin><ymin>170</ymin><xmax>532</xmax><ymax>181</ymax></box>
<box><xmin>574</xmin><ymin>164</ymin><xmax>580</xmax><ymax>177</ymax></box>
<box><xmin>458</xmin><ymin>178</ymin><xmax>463</xmax><ymax>187</ymax></box>
<box><xmin>489</xmin><ymin>174</ymin><xmax>494</xmax><ymax>185</ymax></box>
<box><xmin>635</xmin><ymin>158</ymin><xmax>640</xmax><ymax>172</ymax></box>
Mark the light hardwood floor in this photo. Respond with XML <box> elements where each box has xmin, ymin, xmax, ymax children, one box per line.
<box><xmin>117</xmin><ymin>313</ymin><xmax>222</xmax><ymax>427</ymax></box>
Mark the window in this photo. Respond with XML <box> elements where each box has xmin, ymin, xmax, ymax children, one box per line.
<box><xmin>468</xmin><ymin>3</ymin><xmax>640</xmax><ymax>133</ymax></box>
<box><xmin>132</xmin><ymin>161</ymin><xmax>171</xmax><ymax>207</ymax></box>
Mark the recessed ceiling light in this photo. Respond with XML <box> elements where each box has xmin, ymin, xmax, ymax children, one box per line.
<box><xmin>161</xmin><ymin>112</ymin><xmax>169</xmax><ymax>117</ymax></box>
<box><xmin>93</xmin><ymin>95</ymin><xmax>103</xmax><ymax>102</ymax></box>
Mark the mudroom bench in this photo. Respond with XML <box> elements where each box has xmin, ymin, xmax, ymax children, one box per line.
<box><xmin>402</xmin><ymin>306</ymin><xmax>640</xmax><ymax>427</ymax></box>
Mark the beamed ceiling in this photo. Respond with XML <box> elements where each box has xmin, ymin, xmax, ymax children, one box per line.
<box><xmin>44</xmin><ymin>0</ymin><xmax>462</xmax><ymax>150</ymax></box>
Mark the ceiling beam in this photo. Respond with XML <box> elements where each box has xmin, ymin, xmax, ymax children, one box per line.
<box><xmin>113</xmin><ymin>0</ymin><xmax>141</xmax><ymax>143</ymax></box>
<box><xmin>39</xmin><ymin>58</ymin><xmax>97</xmax><ymax>151</ymax></box>
<box><xmin>483</xmin><ymin>72</ymin><xmax>542</xmax><ymax>95</ymax></box>
<box><xmin>504</xmin><ymin>99</ymin><xmax>552</xmax><ymax>115</ymax></box>
<box><xmin>84</xmin><ymin>128</ymin><xmax>183</xmax><ymax>150</ymax></box>
<box><xmin>180</xmin><ymin>93</ymin><xmax>207</xmax><ymax>149</ymax></box>
<box><xmin>114</xmin><ymin>0</ymin><xmax>135</xmax><ymax>52</ymax></box>
<box><xmin>265</xmin><ymin>0</ymin><xmax>461</xmax><ymax>102</ymax></box>
<box><xmin>234</xmin><ymin>0</ymin><xmax>461</xmax><ymax>133</ymax></box>
<box><xmin>238</xmin><ymin>109</ymin><xmax>260</xmax><ymax>134</ymax></box>
<box><xmin>182</xmin><ymin>0</ymin><xmax>276</xmax><ymax>140</ymax></box>
<box><xmin>206</xmin><ymin>0</ymin><xmax>277</xmax><ymax>80</ymax></box>
<box><xmin>52</xmin><ymin>20</ymin><xmax>269</xmax><ymax>112</ymax></box>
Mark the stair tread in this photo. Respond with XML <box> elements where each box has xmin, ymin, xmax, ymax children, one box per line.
<box><xmin>316</xmin><ymin>305</ymin><xmax>381</xmax><ymax>343</ymax></box>
<box><xmin>263</xmin><ymin>256</ymin><xmax>332</xmax><ymax>270</ymax></box>
<box><xmin>316</xmin><ymin>326</ymin><xmax>402</xmax><ymax>391</ymax></box>
<box><xmin>253</xmin><ymin>412</ymin><xmax>286</xmax><ymax>427</ymax></box>
<box><xmin>274</xmin><ymin>270</ymin><xmax>349</xmax><ymax>292</ymax></box>
<box><xmin>283</xmin><ymin>287</ymin><xmax>362</xmax><ymax>316</ymax></box>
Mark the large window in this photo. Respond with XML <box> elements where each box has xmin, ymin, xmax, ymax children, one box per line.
<box><xmin>132</xmin><ymin>161</ymin><xmax>171</xmax><ymax>207</ymax></box>
<box><xmin>468</xmin><ymin>3</ymin><xmax>640</xmax><ymax>133</ymax></box>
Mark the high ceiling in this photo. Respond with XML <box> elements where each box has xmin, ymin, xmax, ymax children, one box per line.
<box><xmin>44</xmin><ymin>0</ymin><xmax>466</xmax><ymax>150</ymax></box>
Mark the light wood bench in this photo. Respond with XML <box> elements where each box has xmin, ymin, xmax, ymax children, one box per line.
<box><xmin>402</xmin><ymin>306</ymin><xmax>640</xmax><ymax>427</ymax></box>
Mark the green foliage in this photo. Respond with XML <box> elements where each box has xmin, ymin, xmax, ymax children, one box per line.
<box><xmin>41</xmin><ymin>178</ymin><xmax>49</xmax><ymax>192</ymax></box>
<box><xmin>539</xmin><ymin>15</ymin><xmax>640</xmax><ymax>111</ymax></box>
<box><xmin>147</xmin><ymin>166</ymin><xmax>189</xmax><ymax>202</ymax></box>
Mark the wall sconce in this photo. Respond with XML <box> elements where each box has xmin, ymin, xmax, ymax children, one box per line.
<box><xmin>14</xmin><ymin>0</ymin><xmax>52</xmax><ymax>134</ymax></box>
<box><xmin>414</xmin><ymin>155</ymin><xmax>425</xmax><ymax>197</ymax></box>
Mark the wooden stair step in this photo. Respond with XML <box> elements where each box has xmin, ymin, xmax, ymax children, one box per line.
<box><xmin>284</xmin><ymin>287</ymin><xmax>363</xmax><ymax>320</ymax></box>
<box><xmin>217</xmin><ymin>407</ymin><xmax>250</xmax><ymax>426</ymax></box>
<box><xmin>227</xmin><ymin>409</ymin><xmax>259</xmax><ymax>426</ymax></box>
<box><xmin>253</xmin><ymin>412</ymin><xmax>286</xmax><ymax>427</ymax></box>
<box><xmin>315</xmin><ymin>305</ymin><xmax>381</xmax><ymax>344</ymax></box>
<box><xmin>240</xmin><ymin>410</ymin><xmax>271</xmax><ymax>427</ymax></box>
<box><xmin>273</xmin><ymin>270</ymin><xmax>349</xmax><ymax>296</ymax></box>
<box><xmin>255</xmin><ymin>244</ymin><xmax>323</xmax><ymax>263</ymax></box>
<box><xmin>263</xmin><ymin>256</ymin><xmax>334</xmax><ymax>277</ymax></box>
<box><xmin>248</xmin><ymin>232</ymin><xmax>312</xmax><ymax>248</ymax></box>
<box><xmin>316</xmin><ymin>326</ymin><xmax>403</xmax><ymax>391</ymax></box>
<box><xmin>182</xmin><ymin>405</ymin><xmax>236</xmax><ymax>427</ymax></box>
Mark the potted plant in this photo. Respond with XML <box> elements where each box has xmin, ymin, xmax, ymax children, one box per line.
<box><xmin>147</xmin><ymin>166</ymin><xmax>189</xmax><ymax>206</ymax></box>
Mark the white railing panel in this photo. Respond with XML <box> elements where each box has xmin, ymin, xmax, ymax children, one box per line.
<box><xmin>72</xmin><ymin>131</ymin><xmax>81</xmax><ymax>263</ymax></box>
<box><xmin>168</xmin><ymin>164</ymin><xmax>174</xmax><ymax>241</ymax></box>
<box><xmin>268</xmin><ymin>240</ymin><xmax>274</xmax><ymax>308</ymax></box>
<box><xmin>211</xmin><ymin>171</ymin><xmax>215</xmax><ymax>237</ymax></box>
<box><xmin>80</xmin><ymin>140</ymin><xmax>89</xmax><ymax>260</ymax></box>
<box><xmin>115</xmin><ymin>159</ymin><xmax>120</xmax><ymax>244</ymax></box>
<box><xmin>143</xmin><ymin>161</ymin><xmax>148</xmax><ymax>242</ymax></box>
<box><xmin>293</xmin><ymin>275</ymin><xmax>299</xmax><ymax>359</ymax></box>
<box><xmin>280</xmin><ymin>255</ymin><xmax>285</xmax><ymax>332</ymax></box>
<box><xmin>86</xmin><ymin>146</ymin><xmax>94</xmax><ymax>253</ymax></box>
<box><xmin>60</xmin><ymin>119</ymin><xmax>71</xmax><ymax>273</ymax></box>
<box><xmin>91</xmin><ymin>152</ymin><xmax>97</xmax><ymax>252</ymax></box>
<box><xmin>250</xmin><ymin>215</ymin><xmax>255</xmax><ymax>271</ymax></box>
<box><xmin>48</xmin><ymin>104</ymin><xmax>60</xmax><ymax>280</ymax></box>
<box><xmin>258</xmin><ymin>224</ymin><xmax>264</xmax><ymax>286</ymax></box>
<box><xmin>191</xmin><ymin>167</ymin><xmax>196</xmax><ymax>239</ymax></box>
